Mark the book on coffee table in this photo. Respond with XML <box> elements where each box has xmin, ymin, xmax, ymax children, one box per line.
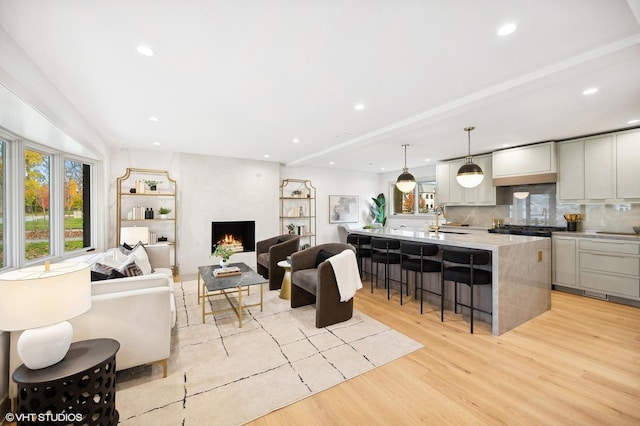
<box><xmin>213</xmin><ymin>266</ymin><xmax>242</xmax><ymax>277</ymax></box>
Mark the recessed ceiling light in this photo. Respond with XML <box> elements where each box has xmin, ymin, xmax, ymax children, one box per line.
<box><xmin>627</xmin><ymin>119</ymin><xmax>640</xmax><ymax>124</ymax></box>
<box><xmin>354</xmin><ymin>103</ymin><xmax>365</xmax><ymax>111</ymax></box>
<box><xmin>153</xmin><ymin>141</ymin><xmax>161</xmax><ymax>146</ymax></box>
<box><xmin>497</xmin><ymin>23</ymin><xmax>517</xmax><ymax>36</ymax></box>
<box><xmin>582</xmin><ymin>87</ymin><xmax>598</xmax><ymax>95</ymax></box>
<box><xmin>137</xmin><ymin>45</ymin><xmax>154</xmax><ymax>56</ymax></box>
<box><xmin>424</xmin><ymin>158</ymin><xmax>430</xmax><ymax>162</ymax></box>
<box><xmin>264</xmin><ymin>154</ymin><xmax>270</xmax><ymax>158</ymax></box>
<box><xmin>148</xmin><ymin>116</ymin><xmax>159</xmax><ymax>122</ymax></box>
<box><xmin>502</xmin><ymin>144</ymin><xmax>511</xmax><ymax>148</ymax></box>
<box><xmin>292</xmin><ymin>138</ymin><xmax>300</xmax><ymax>143</ymax></box>
<box><xmin>380</xmin><ymin>167</ymin><xmax>385</xmax><ymax>171</ymax></box>
<box><xmin>329</xmin><ymin>161</ymin><xmax>335</xmax><ymax>165</ymax></box>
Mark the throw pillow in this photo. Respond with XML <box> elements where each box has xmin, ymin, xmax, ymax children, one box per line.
<box><xmin>93</xmin><ymin>262</ymin><xmax>118</xmax><ymax>276</ymax></box>
<box><xmin>120</xmin><ymin>241</ymin><xmax>143</xmax><ymax>255</ymax></box>
<box><xmin>119</xmin><ymin>260</ymin><xmax>144</xmax><ymax>277</ymax></box>
<box><xmin>128</xmin><ymin>244</ymin><xmax>154</xmax><ymax>274</ymax></box>
<box><xmin>99</xmin><ymin>248</ymin><xmax>129</xmax><ymax>269</ymax></box>
<box><xmin>315</xmin><ymin>249</ymin><xmax>334</xmax><ymax>268</ymax></box>
<box><xmin>91</xmin><ymin>270</ymin><xmax>110</xmax><ymax>281</ymax></box>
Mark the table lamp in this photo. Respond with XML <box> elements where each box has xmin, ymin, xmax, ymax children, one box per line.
<box><xmin>0</xmin><ymin>262</ymin><xmax>91</xmax><ymax>369</ymax></box>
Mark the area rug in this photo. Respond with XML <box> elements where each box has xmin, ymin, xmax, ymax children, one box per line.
<box><xmin>115</xmin><ymin>280</ymin><xmax>423</xmax><ymax>425</ymax></box>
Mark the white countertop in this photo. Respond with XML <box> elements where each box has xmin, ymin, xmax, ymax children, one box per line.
<box><xmin>352</xmin><ymin>227</ymin><xmax>548</xmax><ymax>250</ymax></box>
<box><xmin>554</xmin><ymin>231</ymin><xmax>640</xmax><ymax>242</ymax></box>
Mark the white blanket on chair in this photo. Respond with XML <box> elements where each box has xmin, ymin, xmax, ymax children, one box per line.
<box><xmin>328</xmin><ymin>249</ymin><xmax>363</xmax><ymax>302</ymax></box>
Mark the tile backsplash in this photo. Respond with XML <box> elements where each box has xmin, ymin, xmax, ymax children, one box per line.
<box><xmin>445</xmin><ymin>184</ymin><xmax>640</xmax><ymax>232</ymax></box>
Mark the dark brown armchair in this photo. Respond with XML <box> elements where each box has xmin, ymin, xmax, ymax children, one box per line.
<box><xmin>291</xmin><ymin>243</ymin><xmax>356</xmax><ymax>328</ymax></box>
<box><xmin>256</xmin><ymin>234</ymin><xmax>300</xmax><ymax>290</ymax></box>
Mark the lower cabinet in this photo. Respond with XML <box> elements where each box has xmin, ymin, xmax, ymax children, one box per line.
<box><xmin>552</xmin><ymin>236</ymin><xmax>640</xmax><ymax>300</ymax></box>
<box><xmin>552</xmin><ymin>237</ymin><xmax>578</xmax><ymax>287</ymax></box>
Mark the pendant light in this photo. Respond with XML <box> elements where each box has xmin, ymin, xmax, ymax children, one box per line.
<box><xmin>456</xmin><ymin>126</ymin><xmax>484</xmax><ymax>188</ymax></box>
<box><xmin>396</xmin><ymin>144</ymin><xmax>416</xmax><ymax>193</ymax></box>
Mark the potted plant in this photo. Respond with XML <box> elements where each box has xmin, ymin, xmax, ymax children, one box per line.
<box><xmin>286</xmin><ymin>223</ymin><xmax>296</xmax><ymax>234</ymax></box>
<box><xmin>158</xmin><ymin>207</ymin><xmax>172</xmax><ymax>219</ymax></box>
<box><xmin>291</xmin><ymin>189</ymin><xmax>302</xmax><ymax>198</ymax></box>
<box><xmin>370</xmin><ymin>193</ymin><xmax>387</xmax><ymax>226</ymax></box>
<box><xmin>144</xmin><ymin>180</ymin><xmax>163</xmax><ymax>191</ymax></box>
<box><xmin>213</xmin><ymin>242</ymin><xmax>234</xmax><ymax>267</ymax></box>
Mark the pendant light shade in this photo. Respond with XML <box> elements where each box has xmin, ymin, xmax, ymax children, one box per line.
<box><xmin>456</xmin><ymin>126</ymin><xmax>484</xmax><ymax>188</ymax></box>
<box><xmin>396</xmin><ymin>144</ymin><xmax>416</xmax><ymax>193</ymax></box>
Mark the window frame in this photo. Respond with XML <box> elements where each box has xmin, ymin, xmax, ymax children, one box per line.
<box><xmin>0</xmin><ymin>133</ymin><xmax>98</xmax><ymax>271</ymax></box>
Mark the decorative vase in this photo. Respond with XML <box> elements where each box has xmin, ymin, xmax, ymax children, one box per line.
<box><xmin>220</xmin><ymin>258</ymin><xmax>230</xmax><ymax>268</ymax></box>
<box><xmin>160</xmin><ymin>214</ymin><xmax>167</xmax><ymax>219</ymax></box>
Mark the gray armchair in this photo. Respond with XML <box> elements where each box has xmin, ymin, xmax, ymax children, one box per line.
<box><xmin>291</xmin><ymin>243</ymin><xmax>356</xmax><ymax>328</ymax></box>
<box><xmin>256</xmin><ymin>234</ymin><xmax>300</xmax><ymax>290</ymax></box>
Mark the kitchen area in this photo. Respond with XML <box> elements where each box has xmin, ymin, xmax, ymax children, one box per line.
<box><xmin>373</xmin><ymin>126</ymin><xmax>640</xmax><ymax>334</ymax></box>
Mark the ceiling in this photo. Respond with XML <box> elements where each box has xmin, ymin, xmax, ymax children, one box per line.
<box><xmin>1</xmin><ymin>0</ymin><xmax>639</xmax><ymax>173</ymax></box>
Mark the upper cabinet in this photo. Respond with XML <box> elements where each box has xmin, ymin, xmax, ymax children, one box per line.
<box><xmin>616</xmin><ymin>130</ymin><xmax>640</xmax><ymax>198</ymax></box>
<box><xmin>436</xmin><ymin>154</ymin><xmax>495</xmax><ymax>206</ymax></box>
<box><xmin>557</xmin><ymin>129</ymin><xmax>640</xmax><ymax>202</ymax></box>
<box><xmin>492</xmin><ymin>142</ymin><xmax>557</xmax><ymax>186</ymax></box>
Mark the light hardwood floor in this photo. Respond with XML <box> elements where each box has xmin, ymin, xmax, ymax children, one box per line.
<box><xmin>248</xmin><ymin>281</ymin><xmax>640</xmax><ymax>425</ymax></box>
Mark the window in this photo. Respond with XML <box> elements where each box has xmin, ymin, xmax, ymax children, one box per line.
<box><xmin>64</xmin><ymin>159</ymin><xmax>91</xmax><ymax>252</ymax></box>
<box><xmin>25</xmin><ymin>148</ymin><xmax>51</xmax><ymax>260</ymax></box>
<box><xmin>391</xmin><ymin>179</ymin><xmax>436</xmax><ymax>215</ymax></box>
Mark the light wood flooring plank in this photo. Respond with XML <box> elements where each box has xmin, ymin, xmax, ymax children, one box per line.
<box><xmin>248</xmin><ymin>283</ymin><xmax>640</xmax><ymax>426</ymax></box>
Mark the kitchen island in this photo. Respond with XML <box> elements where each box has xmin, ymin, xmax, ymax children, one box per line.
<box><xmin>351</xmin><ymin>227</ymin><xmax>552</xmax><ymax>335</ymax></box>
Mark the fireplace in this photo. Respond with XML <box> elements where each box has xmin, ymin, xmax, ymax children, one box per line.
<box><xmin>211</xmin><ymin>221</ymin><xmax>255</xmax><ymax>254</ymax></box>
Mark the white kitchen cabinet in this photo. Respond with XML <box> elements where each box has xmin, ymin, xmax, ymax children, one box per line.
<box><xmin>584</xmin><ymin>136</ymin><xmax>614</xmax><ymax>199</ymax></box>
<box><xmin>553</xmin><ymin>236</ymin><xmax>640</xmax><ymax>300</ymax></box>
<box><xmin>552</xmin><ymin>236</ymin><xmax>578</xmax><ymax>288</ymax></box>
<box><xmin>557</xmin><ymin>141</ymin><xmax>584</xmax><ymax>201</ymax></box>
<box><xmin>464</xmin><ymin>155</ymin><xmax>496</xmax><ymax>204</ymax></box>
<box><xmin>578</xmin><ymin>238</ymin><xmax>640</xmax><ymax>299</ymax></box>
<box><xmin>436</xmin><ymin>154</ymin><xmax>495</xmax><ymax>205</ymax></box>
<box><xmin>558</xmin><ymin>129</ymin><xmax>640</xmax><ymax>202</ymax></box>
<box><xmin>492</xmin><ymin>142</ymin><xmax>557</xmax><ymax>185</ymax></box>
<box><xmin>435</xmin><ymin>162</ymin><xmax>451</xmax><ymax>204</ymax></box>
<box><xmin>616</xmin><ymin>130</ymin><xmax>640</xmax><ymax>198</ymax></box>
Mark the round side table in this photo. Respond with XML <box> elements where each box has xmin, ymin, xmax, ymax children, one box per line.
<box><xmin>12</xmin><ymin>338</ymin><xmax>120</xmax><ymax>426</ymax></box>
<box><xmin>277</xmin><ymin>260</ymin><xmax>292</xmax><ymax>300</ymax></box>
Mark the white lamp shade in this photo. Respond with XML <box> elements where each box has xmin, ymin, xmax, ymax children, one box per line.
<box><xmin>121</xmin><ymin>226</ymin><xmax>149</xmax><ymax>245</ymax></box>
<box><xmin>456</xmin><ymin>173</ymin><xmax>484</xmax><ymax>188</ymax></box>
<box><xmin>0</xmin><ymin>262</ymin><xmax>91</xmax><ymax>331</ymax></box>
<box><xmin>514</xmin><ymin>191</ymin><xmax>530</xmax><ymax>199</ymax></box>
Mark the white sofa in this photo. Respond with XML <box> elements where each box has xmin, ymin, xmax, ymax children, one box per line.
<box><xmin>69</xmin><ymin>244</ymin><xmax>176</xmax><ymax>377</ymax></box>
<box><xmin>8</xmin><ymin>245</ymin><xmax>176</xmax><ymax>403</ymax></box>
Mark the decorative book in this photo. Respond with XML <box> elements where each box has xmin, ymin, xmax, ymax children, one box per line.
<box><xmin>213</xmin><ymin>266</ymin><xmax>242</xmax><ymax>277</ymax></box>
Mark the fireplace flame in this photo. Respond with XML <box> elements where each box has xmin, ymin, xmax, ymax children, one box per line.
<box><xmin>220</xmin><ymin>234</ymin><xmax>244</xmax><ymax>252</ymax></box>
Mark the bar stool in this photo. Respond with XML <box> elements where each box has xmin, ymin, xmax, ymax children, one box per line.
<box><xmin>370</xmin><ymin>238</ymin><xmax>404</xmax><ymax>299</ymax></box>
<box><xmin>441</xmin><ymin>248</ymin><xmax>492</xmax><ymax>334</ymax></box>
<box><xmin>346</xmin><ymin>234</ymin><xmax>372</xmax><ymax>279</ymax></box>
<box><xmin>400</xmin><ymin>242</ymin><xmax>441</xmax><ymax>311</ymax></box>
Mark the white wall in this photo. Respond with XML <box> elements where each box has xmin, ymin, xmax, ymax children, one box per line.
<box><xmin>281</xmin><ymin>166</ymin><xmax>382</xmax><ymax>243</ymax></box>
<box><xmin>109</xmin><ymin>148</ymin><xmax>280</xmax><ymax>279</ymax></box>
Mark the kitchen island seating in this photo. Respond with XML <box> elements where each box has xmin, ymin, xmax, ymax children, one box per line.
<box><xmin>256</xmin><ymin>234</ymin><xmax>300</xmax><ymax>290</ymax></box>
<box><xmin>290</xmin><ymin>243</ymin><xmax>357</xmax><ymax>328</ymax></box>
<box><xmin>346</xmin><ymin>233</ymin><xmax>372</xmax><ymax>279</ymax></box>
<box><xmin>371</xmin><ymin>237</ymin><xmax>405</xmax><ymax>299</ymax></box>
<box><xmin>401</xmin><ymin>242</ymin><xmax>441</xmax><ymax>311</ymax></box>
<box><xmin>441</xmin><ymin>248</ymin><xmax>492</xmax><ymax>334</ymax></box>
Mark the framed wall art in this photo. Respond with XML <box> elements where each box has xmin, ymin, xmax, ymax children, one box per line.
<box><xmin>329</xmin><ymin>195</ymin><xmax>358</xmax><ymax>223</ymax></box>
